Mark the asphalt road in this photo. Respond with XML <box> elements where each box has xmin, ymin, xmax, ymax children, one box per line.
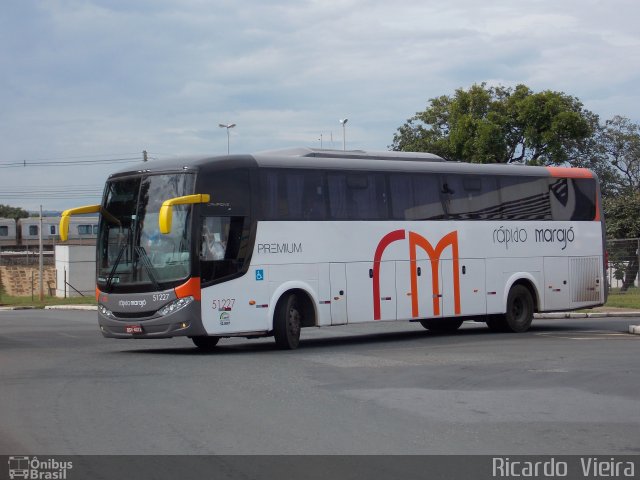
<box><xmin>1</xmin><ymin>310</ymin><xmax>639</xmax><ymax>455</ymax></box>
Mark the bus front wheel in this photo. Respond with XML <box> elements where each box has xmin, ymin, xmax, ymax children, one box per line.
<box><xmin>192</xmin><ymin>336</ymin><xmax>220</xmax><ymax>350</ymax></box>
<box><xmin>274</xmin><ymin>293</ymin><xmax>301</xmax><ymax>350</ymax></box>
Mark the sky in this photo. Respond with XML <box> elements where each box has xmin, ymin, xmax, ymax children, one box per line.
<box><xmin>1</xmin><ymin>0</ymin><xmax>639</xmax><ymax>212</ymax></box>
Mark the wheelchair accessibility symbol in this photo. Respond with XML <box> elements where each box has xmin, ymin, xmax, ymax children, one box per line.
<box><xmin>255</xmin><ymin>269</ymin><xmax>264</xmax><ymax>281</ymax></box>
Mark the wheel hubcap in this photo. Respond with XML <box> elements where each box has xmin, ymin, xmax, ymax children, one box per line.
<box><xmin>512</xmin><ymin>298</ymin><xmax>525</xmax><ymax>321</ymax></box>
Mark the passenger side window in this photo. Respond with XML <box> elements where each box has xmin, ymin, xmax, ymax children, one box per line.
<box><xmin>549</xmin><ymin>178</ymin><xmax>596</xmax><ymax>221</ymax></box>
<box><xmin>327</xmin><ymin>173</ymin><xmax>387</xmax><ymax>220</ymax></box>
<box><xmin>441</xmin><ymin>175</ymin><xmax>500</xmax><ymax>220</ymax></box>
<box><xmin>260</xmin><ymin>170</ymin><xmax>327</xmax><ymax>220</ymax></box>
<box><xmin>499</xmin><ymin>177</ymin><xmax>552</xmax><ymax>220</ymax></box>
<box><xmin>389</xmin><ymin>174</ymin><xmax>444</xmax><ymax>220</ymax></box>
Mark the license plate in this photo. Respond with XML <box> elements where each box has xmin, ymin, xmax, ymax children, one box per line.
<box><xmin>125</xmin><ymin>325</ymin><xmax>144</xmax><ymax>334</ymax></box>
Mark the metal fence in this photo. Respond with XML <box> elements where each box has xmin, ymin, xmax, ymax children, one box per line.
<box><xmin>607</xmin><ymin>238</ymin><xmax>640</xmax><ymax>294</ymax></box>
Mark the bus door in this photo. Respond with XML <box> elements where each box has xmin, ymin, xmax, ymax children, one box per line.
<box><xmin>442</xmin><ymin>258</ymin><xmax>486</xmax><ymax>317</ymax></box>
<box><xmin>396</xmin><ymin>259</ymin><xmax>438</xmax><ymax>320</ymax></box>
<box><xmin>346</xmin><ymin>261</ymin><xmax>396</xmax><ymax>323</ymax></box>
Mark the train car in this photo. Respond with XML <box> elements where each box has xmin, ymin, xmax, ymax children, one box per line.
<box><xmin>0</xmin><ymin>216</ymin><xmax>98</xmax><ymax>249</ymax></box>
<box><xmin>0</xmin><ymin>218</ymin><xmax>17</xmax><ymax>248</ymax></box>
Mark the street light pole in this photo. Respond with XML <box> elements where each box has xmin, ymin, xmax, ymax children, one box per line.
<box><xmin>218</xmin><ymin>123</ymin><xmax>236</xmax><ymax>155</ymax></box>
<box><xmin>339</xmin><ymin>118</ymin><xmax>348</xmax><ymax>151</ymax></box>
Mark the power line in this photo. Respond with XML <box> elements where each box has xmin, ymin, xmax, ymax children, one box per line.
<box><xmin>0</xmin><ymin>156</ymin><xmax>141</xmax><ymax>168</ymax></box>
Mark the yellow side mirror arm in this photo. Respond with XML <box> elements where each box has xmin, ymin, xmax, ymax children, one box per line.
<box><xmin>59</xmin><ymin>205</ymin><xmax>120</xmax><ymax>241</ymax></box>
<box><xmin>159</xmin><ymin>194</ymin><xmax>210</xmax><ymax>234</ymax></box>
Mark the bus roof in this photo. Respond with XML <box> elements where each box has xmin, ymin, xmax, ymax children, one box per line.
<box><xmin>108</xmin><ymin>148</ymin><xmax>594</xmax><ymax>179</ymax></box>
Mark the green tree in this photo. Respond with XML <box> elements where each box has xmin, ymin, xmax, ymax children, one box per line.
<box><xmin>0</xmin><ymin>204</ymin><xmax>29</xmax><ymax>219</ymax></box>
<box><xmin>600</xmin><ymin>115</ymin><xmax>640</xmax><ymax>191</ymax></box>
<box><xmin>392</xmin><ymin>83</ymin><xmax>595</xmax><ymax>165</ymax></box>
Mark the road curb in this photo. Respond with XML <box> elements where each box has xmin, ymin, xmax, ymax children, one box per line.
<box><xmin>44</xmin><ymin>305</ymin><xmax>98</xmax><ymax>311</ymax></box>
<box><xmin>0</xmin><ymin>305</ymin><xmax>97</xmax><ymax>311</ymax></box>
<box><xmin>535</xmin><ymin>311</ymin><xmax>640</xmax><ymax>319</ymax></box>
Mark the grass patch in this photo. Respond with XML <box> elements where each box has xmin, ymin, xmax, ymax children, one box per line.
<box><xmin>606</xmin><ymin>287</ymin><xmax>640</xmax><ymax>309</ymax></box>
<box><xmin>0</xmin><ymin>294</ymin><xmax>96</xmax><ymax>308</ymax></box>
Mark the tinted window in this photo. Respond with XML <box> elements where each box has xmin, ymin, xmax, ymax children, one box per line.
<box><xmin>261</xmin><ymin>170</ymin><xmax>326</xmax><ymax>220</ymax></box>
<box><xmin>0</xmin><ymin>226</ymin><xmax>8</xmax><ymax>236</ymax></box>
<box><xmin>50</xmin><ymin>225</ymin><xmax>56</xmax><ymax>235</ymax></box>
<box><xmin>29</xmin><ymin>225</ymin><xmax>38</xmax><ymax>236</ymax></box>
<box><xmin>549</xmin><ymin>178</ymin><xmax>596</xmax><ymax>221</ymax></box>
<box><xmin>389</xmin><ymin>174</ymin><xmax>445</xmax><ymax>220</ymax></box>
<box><xmin>441</xmin><ymin>175</ymin><xmax>501</xmax><ymax>220</ymax></box>
<box><xmin>499</xmin><ymin>177</ymin><xmax>552</xmax><ymax>220</ymax></box>
<box><xmin>327</xmin><ymin>173</ymin><xmax>387</xmax><ymax>220</ymax></box>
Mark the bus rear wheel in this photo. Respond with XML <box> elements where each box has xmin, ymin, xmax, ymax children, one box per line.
<box><xmin>192</xmin><ymin>336</ymin><xmax>220</xmax><ymax>350</ymax></box>
<box><xmin>419</xmin><ymin>318</ymin><xmax>463</xmax><ymax>332</ymax></box>
<box><xmin>487</xmin><ymin>284</ymin><xmax>534</xmax><ymax>333</ymax></box>
<box><xmin>274</xmin><ymin>293</ymin><xmax>301</xmax><ymax>350</ymax></box>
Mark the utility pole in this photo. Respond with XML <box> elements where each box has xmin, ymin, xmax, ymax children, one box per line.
<box><xmin>38</xmin><ymin>205</ymin><xmax>44</xmax><ymax>301</ymax></box>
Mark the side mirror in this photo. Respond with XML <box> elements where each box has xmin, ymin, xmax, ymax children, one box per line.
<box><xmin>59</xmin><ymin>205</ymin><xmax>101</xmax><ymax>241</ymax></box>
<box><xmin>159</xmin><ymin>194</ymin><xmax>210</xmax><ymax>234</ymax></box>
<box><xmin>59</xmin><ymin>205</ymin><xmax>121</xmax><ymax>241</ymax></box>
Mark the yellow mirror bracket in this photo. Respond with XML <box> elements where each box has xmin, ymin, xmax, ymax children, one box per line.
<box><xmin>59</xmin><ymin>205</ymin><xmax>102</xmax><ymax>241</ymax></box>
<box><xmin>159</xmin><ymin>194</ymin><xmax>210</xmax><ymax>234</ymax></box>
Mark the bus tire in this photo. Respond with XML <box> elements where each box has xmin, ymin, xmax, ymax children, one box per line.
<box><xmin>419</xmin><ymin>318</ymin><xmax>463</xmax><ymax>332</ymax></box>
<box><xmin>503</xmin><ymin>284</ymin><xmax>534</xmax><ymax>333</ymax></box>
<box><xmin>273</xmin><ymin>293</ymin><xmax>302</xmax><ymax>350</ymax></box>
<box><xmin>192</xmin><ymin>336</ymin><xmax>220</xmax><ymax>350</ymax></box>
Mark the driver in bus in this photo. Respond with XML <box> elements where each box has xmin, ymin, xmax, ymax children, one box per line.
<box><xmin>201</xmin><ymin>221</ymin><xmax>227</xmax><ymax>261</ymax></box>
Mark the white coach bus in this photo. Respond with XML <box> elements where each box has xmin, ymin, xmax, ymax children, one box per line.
<box><xmin>60</xmin><ymin>148</ymin><xmax>606</xmax><ymax>350</ymax></box>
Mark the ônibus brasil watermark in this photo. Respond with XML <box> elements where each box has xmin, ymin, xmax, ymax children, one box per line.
<box><xmin>8</xmin><ymin>456</ymin><xmax>73</xmax><ymax>480</ymax></box>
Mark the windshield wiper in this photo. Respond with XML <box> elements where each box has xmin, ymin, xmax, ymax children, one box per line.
<box><xmin>134</xmin><ymin>246</ymin><xmax>161</xmax><ymax>290</ymax></box>
<box><xmin>105</xmin><ymin>242</ymin><xmax>127</xmax><ymax>291</ymax></box>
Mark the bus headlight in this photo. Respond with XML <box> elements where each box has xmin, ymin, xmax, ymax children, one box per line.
<box><xmin>158</xmin><ymin>296</ymin><xmax>194</xmax><ymax>316</ymax></box>
<box><xmin>98</xmin><ymin>304</ymin><xmax>114</xmax><ymax>318</ymax></box>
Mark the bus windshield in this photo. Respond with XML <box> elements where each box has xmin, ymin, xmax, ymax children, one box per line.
<box><xmin>97</xmin><ymin>173</ymin><xmax>195</xmax><ymax>292</ymax></box>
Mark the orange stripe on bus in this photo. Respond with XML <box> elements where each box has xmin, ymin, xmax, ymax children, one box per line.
<box><xmin>545</xmin><ymin>167</ymin><xmax>594</xmax><ymax>179</ymax></box>
<box><xmin>175</xmin><ymin>277</ymin><xmax>201</xmax><ymax>301</ymax></box>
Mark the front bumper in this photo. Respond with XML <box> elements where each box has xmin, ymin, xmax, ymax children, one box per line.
<box><xmin>98</xmin><ymin>301</ymin><xmax>207</xmax><ymax>339</ymax></box>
